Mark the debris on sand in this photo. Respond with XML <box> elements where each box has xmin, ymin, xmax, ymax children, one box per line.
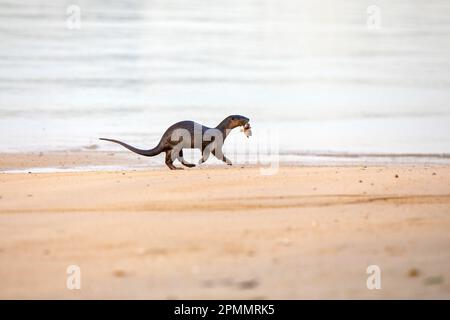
<box><xmin>113</xmin><ymin>270</ymin><xmax>127</xmax><ymax>278</ymax></box>
<box><xmin>84</xmin><ymin>144</ymin><xmax>99</xmax><ymax>150</ymax></box>
<box><xmin>407</xmin><ymin>268</ymin><xmax>420</xmax><ymax>278</ymax></box>
<box><xmin>424</xmin><ymin>275</ymin><xmax>443</xmax><ymax>286</ymax></box>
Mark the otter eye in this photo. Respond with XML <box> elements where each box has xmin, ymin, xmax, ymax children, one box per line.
<box><xmin>231</xmin><ymin>117</ymin><xmax>235</xmax><ymax>120</ymax></box>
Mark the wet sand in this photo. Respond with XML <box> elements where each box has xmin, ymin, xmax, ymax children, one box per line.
<box><xmin>0</xmin><ymin>150</ymin><xmax>153</xmax><ymax>172</ymax></box>
<box><xmin>0</xmin><ymin>159</ymin><xmax>449</xmax><ymax>299</ymax></box>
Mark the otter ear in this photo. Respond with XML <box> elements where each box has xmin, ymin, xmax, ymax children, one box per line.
<box><xmin>231</xmin><ymin>116</ymin><xmax>235</xmax><ymax>120</ymax></box>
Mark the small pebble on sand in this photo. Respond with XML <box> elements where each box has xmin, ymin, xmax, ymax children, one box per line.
<box><xmin>407</xmin><ymin>268</ymin><xmax>420</xmax><ymax>277</ymax></box>
<box><xmin>237</xmin><ymin>279</ymin><xmax>259</xmax><ymax>290</ymax></box>
<box><xmin>113</xmin><ymin>270</ymin><xmax>127</xmax><ymax>278</ymax></box>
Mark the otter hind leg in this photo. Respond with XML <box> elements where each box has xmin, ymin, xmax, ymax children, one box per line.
<box><xmin>198</xmin><ymin>146</ymin><xmax>211</xmax><ymax>165</ymax></box>
<box><xmin>165</xmin><ymin>150</ymin><xmax>183</xmax><ymax>170</ymax></box>
<box><xmin>178</xmin><ymin>149</ymin><xmax>195</xmax><ymax>168</ymax></box>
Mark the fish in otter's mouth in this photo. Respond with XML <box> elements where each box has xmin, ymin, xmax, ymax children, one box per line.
<box><xmin>241</xmin><ymin>122</ymin><xmax>252</xmax><ymax>138</ymax></box>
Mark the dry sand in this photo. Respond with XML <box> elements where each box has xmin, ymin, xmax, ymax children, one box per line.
<box><xmin>0</xmin><ymin>157</ymin><xmax>449</xmax><ymax>299</ymax></box>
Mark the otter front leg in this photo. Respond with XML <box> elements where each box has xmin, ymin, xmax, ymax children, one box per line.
<box><xmin>178</xmin><ymin>149</ymin><xmax>195</xmax><ymax>168</ymax></box>
<box><xmin>165</xmin><ymin>150</ymin><xmax>183</xmax><ymax>170</ymax></box>
<box><xmin>212</xmin><ymin>148</ymin><xmax>232</xmax><ymax>166</ymax></box>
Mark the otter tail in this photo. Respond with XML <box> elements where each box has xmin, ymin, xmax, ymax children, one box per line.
<box><xmin>99</xmin><ymin>138</ymin><xmax>163</xmax><ymax>157</ymax></box>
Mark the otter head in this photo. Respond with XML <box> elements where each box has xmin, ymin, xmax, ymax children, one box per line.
<box><xmin>225</xmin><ymin>115</ymin><xmax>250</xmax><ymax>129</ymax></box>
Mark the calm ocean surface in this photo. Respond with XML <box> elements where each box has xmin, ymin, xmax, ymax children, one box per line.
<box><xmin>1</xmin><ymin>0</ymin><xmax>450</xmax><ymax>165</ymax></box>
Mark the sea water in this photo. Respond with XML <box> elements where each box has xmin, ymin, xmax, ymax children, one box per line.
<box><xmin>1</xmin><ymin>0</ymin><xmax>450</xmax><ymax>167</ymax></box>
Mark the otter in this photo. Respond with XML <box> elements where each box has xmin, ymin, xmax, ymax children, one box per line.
<box><xmin>100</xmin><ymin>115</ymin><xmax>250</xmax><ymax>170</ymax></box>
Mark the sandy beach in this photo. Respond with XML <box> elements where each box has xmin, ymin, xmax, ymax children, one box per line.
<box><xmin>2</xmin><ymin>0</ymin><xmax>450</xmax><ymax>304</ymax></box>
<box><xmin>0</xmin><ymin>155</ymin><xmax>449</xmax><ymax>299</ymax></box>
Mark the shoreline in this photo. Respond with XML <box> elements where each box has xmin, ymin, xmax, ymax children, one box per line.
<box><xmin>2</xmin><ymin>150</ymin><xmax>450</xmax><ymax>173</ymax></box>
